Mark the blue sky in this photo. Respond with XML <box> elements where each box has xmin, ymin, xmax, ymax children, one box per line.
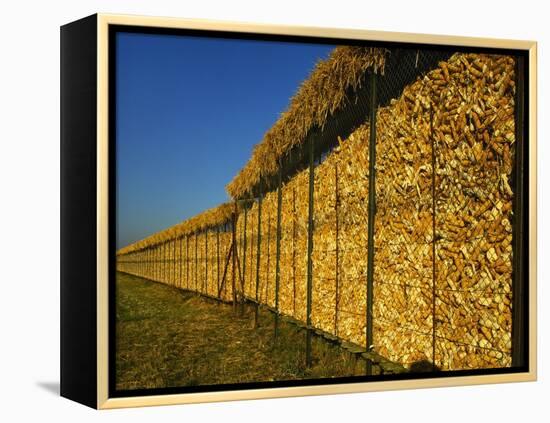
<box><xmin>116</xmin><ymin>32</ymin><xmax>335</xmax><ymax>249</ymax></box>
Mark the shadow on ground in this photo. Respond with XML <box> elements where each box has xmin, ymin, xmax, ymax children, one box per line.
<box><xmin>36</xmin><ymin>381</ymin><xmax>60</xmax><ymax>396</ymax></box>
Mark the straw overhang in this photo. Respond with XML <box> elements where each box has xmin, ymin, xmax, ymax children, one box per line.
<box><xmin>225</xmin><ymin>46</ymin><xmax>388</xmax><ymax>199</ymax></box>
<box><xmin>117</xmin><ymin>202</ymin><xmax>233</xmax><ymax>255</ymax></box>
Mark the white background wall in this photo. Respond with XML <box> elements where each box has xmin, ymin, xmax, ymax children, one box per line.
<box><xmin>0</xmin><ymin>0</ymin><xmax>546</xmax><ymax>421</ymax></box>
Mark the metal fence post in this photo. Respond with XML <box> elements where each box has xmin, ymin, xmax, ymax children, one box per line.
<box><xmin>365</xmin><ymin>70</ymin><xmax>378</xmax><ymax>375</ymax></box>
<box><xmin>335</xmin><ymin>163</ymin><xmax>340</xmax><ymax>336</ymax></box>
<box><xmin>254</xmin><ymin>180</ymin><xmax>263</xmax><ymax>327</ymax></box>
<box><xmin>430</xmin><ymin>109</ymin><xmax>437</xmax><ymax>370</ymax></box>
<box><xmin>205</xmin><ymin>229</ymin><xmax>209</xmax><ymax>295</ymax></box>
<box><xmin>266</xmin><ymin>211</ymin><xmax>271</xmax><ymax>304</ymax></box>
<box><xmin>163</xmin><ymin>241</ymin><xmax>167</xmax><ymax>283</ymax></box>
<box><xmin>195</xmin><ymin>232</ymin><xmax>199</xmax><ymax>292</ymax></box>
<box><xmin>186</xmin><ymin>235</ymin><xmax>189</xmax><ymax>289</ymax></box>
<box><xmin>179</xmin><ymin>237</ymin><xmax>183</xmax><ymax>288</ymax></box>
<box><xmin>293</xmin><ymin>187</ymin><xmax>296</xmax><ymax>316</ymax></box>
<box><xmin>160</xmin><ymin>243</ymin><xmax>164</xmax><ymax>282</ymax></box>
<box><xmin>172</xmin><ymin>239</ymin><xmax>176</xmax><ymax>286</ymax></box>
<box><xmin>235</xmin><ymin>202</ymin><xmax>246</xmax><ymax>315</ymax></box>
<box><xmin>242</xmin><ymin>204</ymin><xmax>248</xmax><ymax>297</ymax></box>
<box><xmin>306</xmin><ymin>133</ymin><xmax>315</xmax><ymax>368</ymax></box>
<box><xmin>274</xmin><ymin>162</ymin><xmax>283</xmax><ymax>338</ymax></box>
<box><xmin>158</xmin><ymin>244</ymin><xmax>161</xmax><ymax>282</ymax></box>
<box><xmin>249</xmin><ymin>213</ymin><xmax>254</xmax><ymax>299</ymax></box>
<box><xmin>216</xmin><ymin>226</ymin><xmax>220</xmax><ymax>297</ymax></box>
<box><xmin>231</xmin><ymin>210</ymin><xmax>238</xmax><ymax>311</ymax></box>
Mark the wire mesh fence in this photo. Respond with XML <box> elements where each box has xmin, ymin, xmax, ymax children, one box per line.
<box><xmin>117</xmin><ymin>47</ymin><xmax>522</xmax><ymax>373</ymax></box>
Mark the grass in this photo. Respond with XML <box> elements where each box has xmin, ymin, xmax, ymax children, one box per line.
<box><xmin>116</xmin><ymin>271</ymin><xmax>376</xmax><ymax>390</ymax></box>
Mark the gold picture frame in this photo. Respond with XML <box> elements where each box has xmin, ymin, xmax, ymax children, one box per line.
<box><xmin>60</xmin><ymin>13</ymin><xmax>537</xmax><ymax>409</ymax></box>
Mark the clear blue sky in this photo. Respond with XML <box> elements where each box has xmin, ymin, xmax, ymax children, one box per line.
<box><xmin>116</xmin><ymin>31</ymin><xmax>335</xmax><ymax>249</ymax></box>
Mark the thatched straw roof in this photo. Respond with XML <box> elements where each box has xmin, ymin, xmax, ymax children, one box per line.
<box><xmin>117</xmin><ymin>202</ymin><xmax>233</xmax><ymax>255</ymax></box>
<box><xmin>226</xmin><ymin>46</ymin><xmax>388</xmax><ymax>199</ymax></box>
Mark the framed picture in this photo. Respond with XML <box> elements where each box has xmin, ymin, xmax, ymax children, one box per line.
<box><xmin>60</xmin><ymin>13</ymin><xmax>537</xmax><ymax>409</ymax></box>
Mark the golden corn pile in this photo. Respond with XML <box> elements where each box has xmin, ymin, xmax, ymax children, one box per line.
<box><xmin>374</xmin><ymin>52</ymin><xmax>515</xmax><ymax>368</ymax></box>
<box><xmin>117</xmin><ymin>51</ymin><xmax>517</xmax><ymax>371</ymax></box>
<box><xmin>118</xmin><ymin>229</ymin><xmax>236</xmax><ymax>303</ymax></box>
